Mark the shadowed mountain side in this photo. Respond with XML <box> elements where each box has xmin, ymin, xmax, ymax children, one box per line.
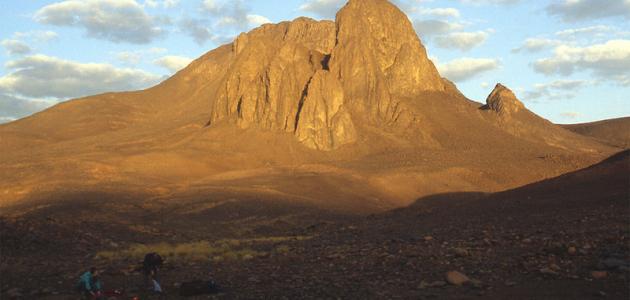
<box><xmin>406</xmin><ymin>149</ymin><xmax>629</xmax><ymax>216</ymax></box>
<box><xmin>562</xmin><ymin>117</ymin><xmax>630</xmax><ymax>149</ymax></box>
<box><xmin>1</xmin><ymin>190</ymin><xmax>356</xmax><ymax>242</ymax></box>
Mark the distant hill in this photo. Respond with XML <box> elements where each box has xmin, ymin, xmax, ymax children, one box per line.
<box><xmin>562</xmin><ymin>117</ymin><xmax>630</xmax><ymax>149</ymax></box>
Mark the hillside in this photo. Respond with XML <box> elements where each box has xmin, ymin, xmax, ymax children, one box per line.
<box><xmin>0</xmin><ymin>0</ymin><xmax>616</xmax><ymax>212</ymax></box>
<box><xmin>562</xmin><ymin>117</ymin><xmax>630</xmax><ymax>149</ymax></box>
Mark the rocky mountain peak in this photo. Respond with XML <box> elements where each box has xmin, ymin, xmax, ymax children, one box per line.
<box><xmin>330</xmin><ymin>0</ymin><xmax>444</xmax><ymax>112</ymax></box>
<box><xmin>204</xmin><ymin>0</ymin><xmax>447</xmax><ymax>150</ymax></box>
<box><xmin>485</xmin><ymin>83</ymin><xmax>525</xmax><ymax>117</ymax></box>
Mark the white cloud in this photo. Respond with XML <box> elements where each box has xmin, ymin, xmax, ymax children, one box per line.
<box><xmin>0</xmin><ymin>117</ymin><xmax>17</xmax><ymax>123</ymax></box>
<box><xmin>116</xmin><ymin>52</ymin><xmax>142</xmax><ymax>65</ymax></box>
<box><xmin>547</xmin><ymin>0</ymin><xmax>630</xmax><ymax>22</ymax></box>
<box><xmin>555</xmin><ymin>25</ymin><xmax>615</xmax><ymax>39</ymax></box>
<box><xmin>202</xmin><ymin>0</ymin><xmax>266</xmax><ymax>30</ymax></box>
<box><xmin>113</xmin><ymin>47</ymin><xmax>168</xmax><ymax>65</ymax></box>
<box><xmin>0</xmin><ymin>54</ymin><xmax>161</xmax><ymax>99</ymax></box>
<box><xmin>217</xmin><ymin>14</ymin><xmax>270</xmax><ymax>28</ymax></box>
<box><xmin>524</xmin><ymin>79</ymin><xmax>589</xmax><ymax>100</ymax></box>
<box><xmin>514</xmin><ymin>26</ymin><xmax>630</xmax><ymax>54</ymax></box>
<box><xmin>1</xmin><ymin>40</ymin><xmax>32</xmax><ymax>55</ymax></box>
<box><xmin>154</xmin><ymin>55</ymin><xmax>193</xmax><ymax>73</ymax></box>
<box><xmin>247</xmin><ymin>15</ymin><xmax>271</xmax><ymax>27</ymax></box>
<box><xmin>144</xmin><ymin>0</ymin><xmax>158</xmax><ymax>7</ymax></box>
<box><xmin>180</xmin><ymin>1</ymin><xmax>270</xmax><ymax>45</ymax></box>
<box><xmin>533</xmin><ymin>39</ymin><xmax>630</xmax><ymax>86</ymax></box>
<box><xmin>413</xmin><ymin>19</ymin><xmax>464</xmax><ymax>37</ymax></box>
<box><xmin>144</xmin><ymin>0</ymin><xmax>179</xmax><ymax>8</ymax></box>
<box><xmin>0</xmin><ymin>93</ymin><xmax>52</xmax><ymax>122</ymax></box>
<box><xmin>202</xmin><ymin>0</ymin><xmax>220</xmax><ymax>13</ymax></box>
<box><xmin>14</xmin><ymin>30</ymin><xmax>59</xmax><ymax>43</ymax></box>
<box><xmin>512</xmin><ymin>38</ymin><xmax>561</xmax><ymax>53</ymax></box>
<box><xmin>417</xmin><ymin>7</ymin><xmax>461</xmax><ymax>18</ymax></box>
<box><xmin>437</xmin><ymin>57</ymin><xmax>501</xmax><ymax>82</ymax></box>
<box><xmin>179</xmin><ymin>18</ymin><xmax>214</xmax><ymax>45</ymax></box>
<box><xmin>163</xmin><ymin>0</ymin><xmax>179</xmax><ymax>8</ymax></box>
<box><xmin>434</xmin><ymin>31</ymin><xmax>489</xmax><ymax>51</ymax></box>
<box><xmin>34</xmin><ymin>0</ymin><xmax>166</xmax><ymax>44</ymax></box>
<box><xmin>458</xmin><ymin>0</ymin><xmax>520</xmax><ymax>5</ymax></box>
<box><xmin>299</xmin><ymin>0</ymin><xmax>345</xmax><ymax>19</ymax></box>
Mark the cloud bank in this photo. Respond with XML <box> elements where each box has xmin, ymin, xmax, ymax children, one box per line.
<box><xmin>34</xmin><ymin>0</ymin><xmax>166</xmax><ymax>44</ymax></box>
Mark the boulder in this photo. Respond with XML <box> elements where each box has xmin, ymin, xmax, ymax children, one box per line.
<box><xmin>446</xmin><ymin>271</ymin><xmax>471</xmax><ymax>286</ymax></box>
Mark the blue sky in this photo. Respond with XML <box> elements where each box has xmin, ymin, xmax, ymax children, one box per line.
<box><xmin>1</xmin><ymin>0</ymin><xmax>629</xmax><ymax>124</ymax></box>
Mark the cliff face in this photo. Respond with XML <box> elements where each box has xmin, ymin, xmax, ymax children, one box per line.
<box><xmin>330</xmin><ymin>0</ymin><xmax>444</xmax><ymax>118</ymax></box>
<box><xmin>204</xmin><ymin>0</ymin><xmax>445</xmax><ymax>150</ymax></box>
<box><xmin>207</xmin><ymin>18</ymin><xmax>336</xmax><ymax>133</ymax></box>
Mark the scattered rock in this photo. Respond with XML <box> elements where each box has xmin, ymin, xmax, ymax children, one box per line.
<box><xmin>591</xmin><ymin>271</ymin><xmax>608</xmax><ymax>279</ymax></box>
<box><xmin>446</xmin><ymin>271</ymin><xmax>470</xmax><ymax>286</ymax></box>
<box><xmin>429</xmin><ymin>281</ymin><xmax>447</xmax><ymax>288</ymax></box>
<box><xmin>6</xmin><ymin>288</ymin><xmax>22</xmax><ymax>298</ymax></box>
<box><xmin>598</xmin><ymin>258</ymin><xmax>630</xmax><ymax>271</ymax></box>
<box><xmin>539</xmin><ymin>268</ymin><xmax>558</xmax><ymax>275</ymax></box>
<box><xmin>470</xmin><ymin>279</ymin><xmax>484</xmax><ymax>289</ymax></box>
<box><xmin>243</xmin><ymin>254</ymin><xmax>255</xmax><ymax>260</ymax></box>
<box><xmin>418</xmin><ymin>281</ymin><xmax>430</xmax><ymax>289</ymax></box>
<box><xmin>418</xmin><ymin>280</ymin><xmax>447</xmax><ymax>289</ymax></box>
<box><xmin>453</xmin><ymin>248</ymin><xmax>469</xmax><ymax>257</ymax></box>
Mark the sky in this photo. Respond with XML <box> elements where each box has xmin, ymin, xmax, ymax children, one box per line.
<box><xmin>1</xmin><ymin>0</ymin><xmax>629</xmax><ymax>124</ymax></box>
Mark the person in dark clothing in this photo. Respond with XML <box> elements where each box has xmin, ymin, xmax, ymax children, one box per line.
<box><xmin>142</xmin><ymin>253</ymin><xmax>164</xmax><ymax>293</ymax></box>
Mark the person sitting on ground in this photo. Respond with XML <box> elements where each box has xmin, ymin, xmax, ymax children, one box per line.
<box><xmin>90</xmin><ymin>274</ymin><xmax>104</xmax><ymax>298</ymax></box>
<box><xmin>142</xmin><ymin>252</ymin><xmax>164</xmax><ymax>293</ymax></box>
<box><xmin>77</xmin><ymin>267</ymin><xmax>103</xmax><ymax>299</ymax></box>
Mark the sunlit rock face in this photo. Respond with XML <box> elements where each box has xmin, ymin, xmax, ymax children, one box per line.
<box><xmin>205</xmin><ymin>0</ymin><xmax>445</xmax><ymax>150</ymax></box>
<box><xmin>485</xmin><ymin>84</ymin><xmax>525</xmax><ymax>118</ymax></box>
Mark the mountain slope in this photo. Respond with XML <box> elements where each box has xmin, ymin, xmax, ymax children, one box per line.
<box><xmin>562</xmin><ymin>117</ymin><xmax>630</xmax><ymax>149</ymax></box>
<box><xmin>0</xmin><ymin>0</ymin><xmax>616</xmax><ymax>210</ymax></box>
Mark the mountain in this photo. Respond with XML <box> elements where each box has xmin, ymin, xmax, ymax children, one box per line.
<box><xmin>0</xmin><ymin>0</ymin><xmax>617</xmax><ymax>211</ymax></box>
<box><xmin>562</xmin><ymin>117</ymin><xmax>630</xmax><ymax>149</ymax></box>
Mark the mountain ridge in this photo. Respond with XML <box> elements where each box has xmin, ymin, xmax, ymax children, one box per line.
<box><xmin>0</xmin><ymin>0</ymin><xmax>619</xmax><ymax>210</ymax></box>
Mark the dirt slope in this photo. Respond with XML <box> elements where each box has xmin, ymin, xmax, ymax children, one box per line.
<box><xmin>562</xmin><ymin>117</ymin><xmax>630</xmax><ymax>149</ymax></box>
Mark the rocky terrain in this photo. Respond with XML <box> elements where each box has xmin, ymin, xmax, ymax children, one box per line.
<box><xmin>1</xmin><ymin>0</ymin><xmax>628</xmax><ymax>299</ymax></box>
<box><xmin>1</xmin><ymin>151</ymin><xmax>628</xmax><ymax>299</ymax></box>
